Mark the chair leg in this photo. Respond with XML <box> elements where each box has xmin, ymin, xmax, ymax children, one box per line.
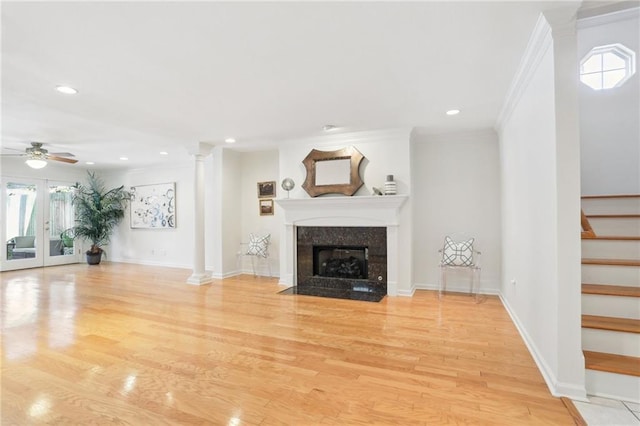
<box><xmin>476</xmin><ymin>267</ymin><xmax>482</xmax><ymax>303</ymax></box>
<box><xmin>439</xmin><ymin>265</ymin><xmax>445</xmax><ymax>299</ymax></box>
<box><xmin>250</xmin><ymin>256</ymin><xmax>256</xmax><ymax>277</ymax></box>
<box><xmin>469</xmin><ymin>267</ymin><xmax>474</xmax><ymax>297</ymax></box>
<box><xmin>472</xmin><ymin>267</ymin><xmax>481</xmax><ymax>303</ymax></box>
<box><xmin>267</xmin><ymin>257</ymin><xmax>272</xmax><ymax>277</ymax></box>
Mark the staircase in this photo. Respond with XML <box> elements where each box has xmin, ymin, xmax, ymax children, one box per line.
<box><xmin>581</xmin><ymin>194</ymin><xmax>640</xmax><ymax>403</ymax></box>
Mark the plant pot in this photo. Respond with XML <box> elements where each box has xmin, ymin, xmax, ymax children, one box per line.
<box><xmin>86</xmin><ymin>251</ymin><xmax>103</xmax><ymax>265</ymax></box>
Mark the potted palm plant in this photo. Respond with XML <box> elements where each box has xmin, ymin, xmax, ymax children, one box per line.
<box><xmin>67</xmin><ymin>172</ymin><xmax>131</xmax><ymax>265</ymax></box>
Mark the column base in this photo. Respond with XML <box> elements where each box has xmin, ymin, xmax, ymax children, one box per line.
<box><xmin>186</xmin><ymin>272</ymin><xmax>213</xmax><ymax>285</ymax></box>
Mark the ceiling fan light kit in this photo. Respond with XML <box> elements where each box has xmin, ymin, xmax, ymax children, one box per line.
<box><xmin>1</xmin><ymin>141</ymin><xmax>78</xmax><ymax>168</ymax></box>
<box><xmin>25</xmin><ymin>159</ymin><xmax>48</xmax><ymax>169</ymax></box>
<box><xmin>55</xmin><ymin>85</ymin><xmax>78</xmax><ymax>95</ymax></box>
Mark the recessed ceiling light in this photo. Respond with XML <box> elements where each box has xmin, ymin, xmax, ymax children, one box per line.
<box><xmin>323</xmin><ymin>124</ymin><xmax>338</xmax><ymax>131</ymax></box>
<box><xmin>86</xmin><ymin>161</ymin><xmax>95</xmax><ymax>165</ymax></box>
<box><xmin>56</xmin><ymin>85</ymin><xmax>78</xmax><ymax>95</ymax></box>
<box><xmin>225</xmin><ymin>138</ymin><xmax>236</xmax><ymax>144</ymax></box>
<box><xmin>446</xmin><ymin>109</ymin><xmax>460</xmax><ymax>116</ymax></box>
<box><xmin>120</xmin><ymin>157</ymin><xmax>128</xmax><ymax>161</ymax></box>
<box><xmin>159</xmin><ymin>151</ymin><xmax>168</xmax><ymax>155</ymax></box>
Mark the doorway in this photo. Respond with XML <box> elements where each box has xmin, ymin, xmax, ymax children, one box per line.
<box><xmin>1</xmin><ymin>177</ymin><xmax>79</xmax><ymax>271</ymax></box>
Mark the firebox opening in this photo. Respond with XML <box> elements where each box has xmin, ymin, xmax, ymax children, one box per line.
<box><xmin>313</xmin><ymin>245</ymin><xmax>368</xmax><ymax>279</ymax></box>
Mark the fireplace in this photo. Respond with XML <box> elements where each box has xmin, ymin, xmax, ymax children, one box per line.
<box><xmin>314</xmin><ymin>246</ymin><xmax>368</xmax><ymax>279</ymax></box>
<box><xmin>293</xmin><ymin>226</ymin><xmax>387</xmax><ymax>301</ymax></box>
<box><xmin>275</xmin><ymin>195</ymin><xmax>409</xmax><ymax>297</ymax></box>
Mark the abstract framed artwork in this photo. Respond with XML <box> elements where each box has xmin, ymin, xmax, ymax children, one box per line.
<box><xmin>130</xmin><ymin>182</ymin><xmax>176</xmax><ymax>229</ymax></box>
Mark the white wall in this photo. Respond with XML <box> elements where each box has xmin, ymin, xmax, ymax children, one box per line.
<box><xmin>500</xmin><ymin>27</ymin><xmax>561</xmax><ymax>396</ymax></box>
<box><xmin>220</xmin><ymin>148</ymin><xmax>243</xmax><ymax>276</ymax></box>
<box><xmin>279</xmin><ymin>129</ymin><xmax>412</xmax><ymax>200</ymax></box>
<box><xmin>411</xmin><ymin>129</ymin><xmax>502</xmax><ymax>294</ymax></box>
<box><xmin>105</xmin><ymin>161</ymin><xmax>195</xmax><ymax>269</ymax></box>
<box><xmin>208</xmin><ymin>147</ymin><xmax>243</xmax><ymax>278</ymax></box>
<box><xmin>497</xmin><ymin>12</ymin><xmax>584</xmax><ymax>399</ymax></box>
<box><xmin>35</xmin><ymin>146</ymin><xmax>275</xmax><ymax>278</ymax></box>
<box><xmin>239</xmin><ymin>150</ymin><xmax>280</xmax><ymax>276</ymax></box>
<box><xmin>578</xmin><ymin>8</ymin><xmax>639</xmax><ymax>195</ymax></box>
<box><xmin>278</xmin><ymin>128</ymin><xmax>413</xmax><ymax>295</ymax></box>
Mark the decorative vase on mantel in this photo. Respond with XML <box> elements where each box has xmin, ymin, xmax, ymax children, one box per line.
<box><xmin>384</xmin><ymin>175</ymin><xmax>397</xmax><ymax>195</ymax></box>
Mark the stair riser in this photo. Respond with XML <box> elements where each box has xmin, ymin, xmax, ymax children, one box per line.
<box><xmin>585</xmin><ymin>218</ymin><xmax>640</xmax><ymax>236</ymax></box>
<box><xmin>582</xmin><ymin>198</ymin><xmax>640</xmax><ymax>215</ymax></box>
<box><xmin>585</xmin><ymin>369</ymin><xmax>640</xmax><ymax>403</ymax></box>
<box><xmin>582</xmin><ymin>294</ymin><xmax>640</xmax><ymax>320</ymax></box>
<box><xmin>581</xmin><ymin>265</ymin><xmax>640</xmax><ymax>287</ymax></box>
<box><xmin>582</xmin><ymin>240</ymin><xmax>640</xmax><ymax>259</ymax></box>
<box><xmin>581</xmin><ymin>196</ymin><xmax>639</xmax><ymax>403</ymax></box>
<box><xmin>582</xmin><ymin>328</ymin><xmax>640</xmax><ymax>357</ymax></box>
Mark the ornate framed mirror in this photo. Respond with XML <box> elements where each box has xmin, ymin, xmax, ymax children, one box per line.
<box><xmin>301</xmin><ymin>146</ymin><xmax>365</xmax><ymax>197</ymax></box>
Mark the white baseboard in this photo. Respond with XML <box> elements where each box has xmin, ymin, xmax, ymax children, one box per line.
<box><xmin>279</xmin><ymin>273</ymin><xmax>293</xmax><ymax>287</ymax></box>
<box><xmin>211</xmin><ymin>270</ymin><xmax>244</xmax><ymax>279</ymax></box>
<box><xmin>396</xmin><ymin>285</ymin><xmax>415</xmax><ymax>297</ymax></box>
<box><xmin>108</xmin><ymin>257</ymin><xmax>191</xmax><ymax>269</ymax></box>
<box><xmin>237</xmin><ymin>268</ymin><xmax>279</xmax><ymax>278</ymax></box>
<box><xmin>499</xmin><ymin>294</ymin><xmax>587</xmax><ymax>401</ymax></box>
<box><xmin>413</xmin><ymin>282</ymin><xmax>500</xmax><ymax>296</ymax></box>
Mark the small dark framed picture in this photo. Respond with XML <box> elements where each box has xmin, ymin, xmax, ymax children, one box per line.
<box><xmin>259</xmin><ymin>199</ymin><xmax>274</xmax><ymax>216</ymax></box>
<box><xmin>257</xmin><ymin>181</ymin><xmax>276</xmax><ymax>198</ymax></box>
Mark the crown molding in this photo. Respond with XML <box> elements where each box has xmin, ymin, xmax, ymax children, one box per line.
<box><xmin>411</xmin><ymin>127</ymin><xmax>497</xmax><ymax>143</ymax></box>
<box><xmin>578</xmin><ymin>1</ymin><xmax>639</xmax><ymax>26</ymax></box>
<box><xmin>280</xmin><ymin>127</ymin><xmax>413</xmax><ymax>150</ymax></box>
<box><xmin>495</xmin><ymin>14</ymin><xmax>553</xmax><ymax>133</ymax></box>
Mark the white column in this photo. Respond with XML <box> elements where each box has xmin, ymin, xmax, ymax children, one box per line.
<box><xmin>187</xmin><ymin>147</ymin><xmax>213</xmax><ymax>285</ymax></box>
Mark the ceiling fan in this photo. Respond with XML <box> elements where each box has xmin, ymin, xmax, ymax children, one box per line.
<box><xmin>1</xmin><ymin>142</ymin><xmax>78</xmax><ymax>168</ymax></box>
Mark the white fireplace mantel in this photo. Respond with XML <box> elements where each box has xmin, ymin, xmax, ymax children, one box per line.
<box><xmin>275</xmin><ymin>195</ymin><xmax>408</xmax><ymax>296</ymax></box>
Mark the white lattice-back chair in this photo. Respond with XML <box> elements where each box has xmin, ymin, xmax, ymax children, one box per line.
<box><xmin>237</xmin><ymin>233</ymin><xmax>272</xmax><ymax>277</ymax></box>
<box><xmin>438</xmin><ymin>234</ymin><xmax>481</xmax><ymax>302</ymax></box>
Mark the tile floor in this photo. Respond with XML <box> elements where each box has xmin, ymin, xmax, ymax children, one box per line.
<box><xmin>573</xmin><ymin>396</ymin><xmax>640</xmax><ymax>425</ymax></box>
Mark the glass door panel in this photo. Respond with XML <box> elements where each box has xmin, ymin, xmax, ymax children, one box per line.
<box><xmin>44</xmin><ymin>182</ymin><xmax>78</xmax><ymax>266</ymax></box>
<box><xmin>1</xmin><ymin>178</ymin><xmax>79</xmax><ymax>271</ymax></box>
<box><xmin>2</xmin><ymin>179</ymin><xmax>42</xmax><ymax>270</ymax></box>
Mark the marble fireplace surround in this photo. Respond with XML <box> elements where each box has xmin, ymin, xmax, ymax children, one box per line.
<box><xmin>276</xmin><ymin>195</ymin><xmax>408</xmax><ymax>296</ymax></box>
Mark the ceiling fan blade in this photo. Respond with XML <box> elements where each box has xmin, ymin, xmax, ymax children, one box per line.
<box><xmin>2</xmin><ymin>147</ymin><xmax>24</xmax><ymax>152</ymax></box>
<box><xmin>0</xmin><ymin>153</ymin><xmax>25</xmax><ymax>157</ymax></box>
<box><xmin>48</xmin><ymin>155</ymin><xmax>78</xmax><ymax>164</ymax></box>
<box><xmin>49</xmin><ymin>152</ymin><xmax>75</xmax><ymax>157</ymax></box>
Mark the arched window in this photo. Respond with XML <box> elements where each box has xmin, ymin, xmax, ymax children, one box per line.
<box><xmin>580</xmin><ymin>43</ymin><xmax>636</xmax><ymax>90</ymax></box>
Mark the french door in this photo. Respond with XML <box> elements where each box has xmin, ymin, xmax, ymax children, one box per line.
<box><xmin>1</xmin><ymin>177</ymin><xmax>79</xmax><ymax>271</ymax></box>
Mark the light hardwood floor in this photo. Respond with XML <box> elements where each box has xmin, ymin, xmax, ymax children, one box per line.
<box><xmin>1</xmin><ymin>263</ymin><xmax>575</xmax><ymax>425</ymax></box>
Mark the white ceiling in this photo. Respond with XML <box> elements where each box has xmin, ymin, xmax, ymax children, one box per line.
<box><xmin>1</xmin><ymin>1</ymin><xmax>569</xmax><ymax>170</ymax></box>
